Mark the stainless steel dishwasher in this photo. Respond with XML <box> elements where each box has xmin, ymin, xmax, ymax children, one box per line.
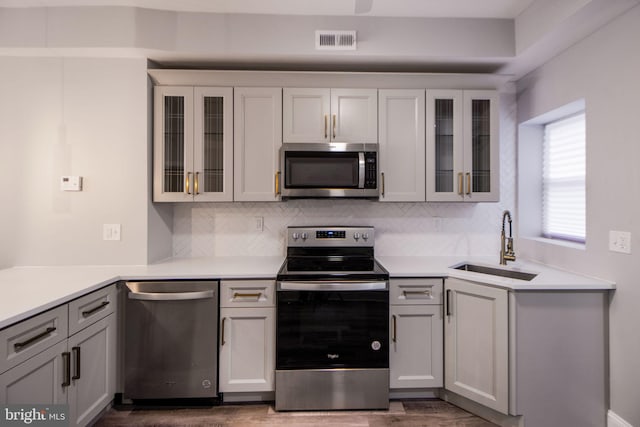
<box><xmin>124</xmin><ymin>280</ymin><xmax>218</xmax><ymax>400</ymax></box>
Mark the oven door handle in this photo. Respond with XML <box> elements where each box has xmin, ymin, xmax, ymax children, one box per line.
<box><xmin>277</xmin><ymin>281</ymin><xmax>388</xmax><ymax>291</ymax></box>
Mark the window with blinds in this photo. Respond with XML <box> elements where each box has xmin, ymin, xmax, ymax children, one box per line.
<box><xmin>542</xmin><ymin>113</ymin><xmax>586</xmax><ymax>243</ymax></box>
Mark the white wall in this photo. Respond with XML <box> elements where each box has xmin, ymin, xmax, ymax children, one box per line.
<box><xmin>0</xmin><ymin>56</ymin><xmax>154</xmax><ymax>266</ymax></box>
<box><xmin>516</xmin><ymin>5</ymin><xmax>640</xmax><ymax>425</ymax></box>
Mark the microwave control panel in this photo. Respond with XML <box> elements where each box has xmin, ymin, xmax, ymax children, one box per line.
<box><xmin>365</xmin><ymin>152</ymin><xmax>377</xmax><ymax>189</ymax></box>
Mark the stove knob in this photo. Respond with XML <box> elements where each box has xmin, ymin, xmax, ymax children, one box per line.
<box><xmin>362</xmin><ymin>233</ymin><xmax>369</xmax><ymax>241</ymax></box>
<box><xmin>292</xmin><ymin>232</ymin><xmax>299</xmax><ymax>241</ymax></box>
<box><xmin>354</xmin><ymin>232</ymin><xmax>360</xmax><ymax>241</ymax></box>
<box><xmin>301</xmin><ymin>232</ymin><xmax>309</xmax><ymax>241</ymax></box>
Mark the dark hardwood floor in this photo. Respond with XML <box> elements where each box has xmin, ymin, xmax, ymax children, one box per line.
<box><xmin>95</xmin><ymin>399</ymin><xmax>497</xmax><ymax>426</ymax></box>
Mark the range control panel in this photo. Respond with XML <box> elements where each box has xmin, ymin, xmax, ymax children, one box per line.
<box><xmin>287</xmin><ymin>226</ymin><xmax>375</xmax><ymax>247</ymax></box>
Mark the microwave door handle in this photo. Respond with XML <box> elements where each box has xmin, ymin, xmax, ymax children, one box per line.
<box><xmin>358</xmin><ymin>152</ymin><xmax>365</xmax><ymax>188</ymax></box>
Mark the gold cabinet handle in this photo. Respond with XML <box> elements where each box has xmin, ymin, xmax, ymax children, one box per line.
<box><xmin>194</xmin><ymin>172</ymin><xmax>200</xmax><ymax>195</ymax></box>
<box><xmin>458</xmin><ymin>172</ymin><xmax>463</xmax><ymax>195</ymax></box>
<box><xmin>392</xmin><ymin>314</ymin><xmax>397</xmax><ymax>343</ymax></box>
<box><xmin>381</xmin><ymin>172</ymin><xmax>385</xmax><ymax>197</ymax></box>
<box><xmin>233</xmin><ymin>292</ymin><xmax>262</xmax><ymax>299</ymax></box>
<box><xmin>403</xmin><ymin>290</ymin><xmax>432</xmax><ymax>298</ymax></box>
<box><xmin>332</xmin><ymin>114</ymin><xmax>336</xmax><ymax>139</ymax></box>
<box><xmin>186</xmin><ymin>172</ymin><xmax>192</xmax><ymax>195</ymax></box>
<box><xmin>275</xmin><ymin>171</ymin><xmax>281</xmax><ymax>196</ymax></box>
<box><xmin>466</xmin><ymin>172</ymin><xmax>471</xmax><ymax>195</ymax></box>
<box><xmin>324</xmin><ymin>115</ymin><xmax>328</xmax><ymax>139</ymax></box>
<box><xmin>220</xmin><ymin>317</ymin><xmax>226</xmax><ymax>346</ymax></box>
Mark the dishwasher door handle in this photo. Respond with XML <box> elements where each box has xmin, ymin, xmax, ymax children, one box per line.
<box><xmin>128</xmin><ymin>289</ymin><xmax>215</xmax><ymax>301</ymax></box>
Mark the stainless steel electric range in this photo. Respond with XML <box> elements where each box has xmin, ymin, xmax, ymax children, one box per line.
<box><xmin>275</xmin><ymin>226</ymin><xmax>390</xmax><ymax>411</ymax></box>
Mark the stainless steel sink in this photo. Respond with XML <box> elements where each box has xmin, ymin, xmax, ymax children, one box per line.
<box><xmin>453</xmin><ymin>263</ymin><xmax>538</xmax><ymax>281</ymax></box>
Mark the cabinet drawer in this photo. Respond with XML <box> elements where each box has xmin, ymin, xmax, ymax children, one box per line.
<box><xmin>0</xmin><ymin>305</ymin><xmax>68</xmax><ymax>374</ymax></box>
<box><xmin>390</xmin><ymin>278</ymin><xmax>443</xmax><ymax>305</ymax></box>
<box><xmin>68</xmin><ymin>284</ymin><xmax>117</xmax><ymax>336</ymax></box>
<box><xmin>220</xmin><ymin>280</ymin><xmax>275</xmax><ymax>308</ymax></box>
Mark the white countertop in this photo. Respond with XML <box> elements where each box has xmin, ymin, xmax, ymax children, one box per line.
<box><xmin>0</xmin><ymin>255</ymin><xmax>613</xmax><ymax>330</ymax></box>
<box><xmin>0</xmin><ymin>256</ymin><xmax>284</xmax><ymax>329</ymax></box>
<box><xmin>378</xmin><ymin>256</ymin><xmax>615</xmax><ymax>291</ymax></box>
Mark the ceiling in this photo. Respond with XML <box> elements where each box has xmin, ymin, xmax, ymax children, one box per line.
<box><xmin>0</xmin><ymin>0</ymin><xmax>536</xmax><ymax>19</ymax></box>
<box><xmin>0</xmin><ymin>0</ymin><xmax>637</xmax><ymax>78</ymax></box>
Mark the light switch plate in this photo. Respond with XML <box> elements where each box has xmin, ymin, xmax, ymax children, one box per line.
<box><xmin>609</xmin><ymin>230</ymin><xmax>631</xmax><ymax>254</ymax></box>
<box><xmin>103</xmin><ymin>224</ymin><xmax>121</xmax><ymax>241</ymax></box>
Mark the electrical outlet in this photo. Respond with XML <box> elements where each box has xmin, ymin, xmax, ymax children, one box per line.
<box><xmin>254</xmin><ymin>217</ymin><xmax>264</xmax><ymax>232</ymax></box>
<box><xmin>609</xmin><ymin>230</ymin><xmax>631</xmax><ymax>254</ymax></box>
<box><xmin>103</xmin><ymin>224</ymin><xmax>121</xmax><ymax>241</ymax></box>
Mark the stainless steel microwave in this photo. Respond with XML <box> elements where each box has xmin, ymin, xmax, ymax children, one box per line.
<box><xmin>280</xmin><ymin>143</ymin><xmax>378</xmax><ymax>199</ymax></box>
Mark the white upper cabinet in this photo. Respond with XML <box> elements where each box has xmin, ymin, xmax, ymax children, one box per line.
<box><xmin>378</xmin><ymin>89</ymin><xmax>426</xmax><ymax>202</ymax></box>
<box><xmin>234</xmin><ymin>87</ymin><xmax>283</xmax><ymax>202</ymax></box>
<box><xmin>283</xmin><ymin>88</ymin><xmax>377</xmax><ymax>143</ymax></box>
<box><xmin>154</xmin><ymin>86</ymin><xmax>233</xmax><ymax>202</ymax></box>
<box><xmin>426</xmin><ymin>90</ymin><xmax>499</xmax><ymax>202</ymax></box>
<box><xmin>283</xmin><ymin>88</ymin><xmax>330</xmax><ymax>142</ymax></box>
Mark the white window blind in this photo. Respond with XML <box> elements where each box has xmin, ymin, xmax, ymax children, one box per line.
<box><xmin>542</xmin><ymin>113</ymin><xmax>586</xmax><ymax>242</ymax></box>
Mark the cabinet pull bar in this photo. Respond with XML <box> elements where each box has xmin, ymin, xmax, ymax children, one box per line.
<box><xmin>403</xmin><ymin>290</ymin><xmax>432</xmax><ymax>297</ymax></box>
<box><xmin>324</xmin><ymin>115</ymin><xmax>328</xmax><ymax>139</ymax></box>
<box><xmin>186</xmin><ymin>172</ymin><xmax>192</xmax><ymax>195</ymax></box>
<box><xmin>14</xmin><ymin>327</ymin><xmax>56</xmax><ymax>351</ymax></box>
<box><xmin>233</xmin><ymin>292</ymin><xmax>262</xmax><ymax>299</ymax></box>
<box><xmin>81</xmin><ymin>301</ymin><xmax>109</xmax><ymax>318</ymax></box>
<box><xmin>275</xmin><ymin>171</ymin><xmax>281</xmax><ymax>196</ymax></box>
<box><xmin>62</xmin><ymin>352</ymin><xmax>71</xmax><ymax>387</ymax></box>
<box><xmin>72</xmin><ymin>346</ymin><xmax>81</xmax><ymax>380</ymax></box>
<box><xmin>381</xmin><ymin>173</ymin><xmax>385</xmax><ymax>197</ymax></box>
<box><xmin>458</xmin><ymin>173</ymin><xmax>463</xmax><ymax>195</ymax></box>
<box><xmin>466</xmin><ymin>172</ymin><xmax>471</xmax><ymax>195</ymax></box>
<box><xmin>195</xmin><ymin>172</ymin><xmax>200</xmax><ymax>195</ymax></box>
<box><xmin>392</xmin><ymin>314</ymin><xmax>397</xmax><ymax>343</ymax></box>
<box><xmin>221</xmin><ymin>317</ymin><xmax>226</xmax><ymax>346</ymax></box>
<box><xmin>332</xmin><ymin>114</ymin><xmax>336</xmax><ymax>139</ymax></box>
<box><xmin>446</xmin><ymin>290</ymin><xmax>452</xmax><ymax>316</ymax></box>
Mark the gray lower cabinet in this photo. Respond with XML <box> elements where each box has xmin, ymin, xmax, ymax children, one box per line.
<box><xmin>389</xmin><ymin>279</ymin><xmax>443</xmax><ymax>389</ymax></box>
<box><xmin>0</xmin><ymin>285</ymin><xmax>117</xmax><ymax>427</ymax></box>
<box><xmin>0</xmin><ymin>340</ymin><xmax>68</xmax><ymax>405</ymax></box>
<box><xmin>218</xmin><ymin>280</ymin><xmax>275</xmax><ymax>393</ymax></box>
<box><xmin>67</xmin><ymin>314</ymin><xmax>116</xmax><ymax>426</ymax></box>
<box><xmin>444</xmin><ymin>278</ymin><xmax>609</xmax><ymax>427</ymax></box>
<box><xmin>444</xmin><ymin>278</ymin><xmax>509</xmax><ymax>414</ymax></box>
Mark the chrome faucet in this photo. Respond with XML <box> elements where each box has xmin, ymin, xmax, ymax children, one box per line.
<box><xmin>500</xmin><ymin>210</ymin><xmax>516</xmax><ymax>265</ymax></box>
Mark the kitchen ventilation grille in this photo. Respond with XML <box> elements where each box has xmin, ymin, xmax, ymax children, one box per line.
<box><xmin>315</xmin><ymin>30</ymin><xmax>357</xmax><ymax>50</ymax></box>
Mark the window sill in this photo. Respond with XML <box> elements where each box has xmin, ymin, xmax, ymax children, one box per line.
<box><xmin>522</xmin><ymin>236</ymin><xmax>586</xmax><ymax>251</ymax></box>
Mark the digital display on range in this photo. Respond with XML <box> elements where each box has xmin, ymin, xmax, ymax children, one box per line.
<box><xmin>316</xmin><ymin>230</ymin><xmax>346</xmax><ymax>239</ymax></box>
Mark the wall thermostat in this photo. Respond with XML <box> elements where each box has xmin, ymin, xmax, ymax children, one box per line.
<box><xmin>60</xmin><ymin>176</ymin><xmax>83</xmax><ymax>191</ymax></box>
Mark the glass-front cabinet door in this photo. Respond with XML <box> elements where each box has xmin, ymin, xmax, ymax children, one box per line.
<box><xmin>194</xmin><ymin>87</ymin><xmax>233</xmax><ymax>201</ymax></box>
<box><xmin>463</xmin><ymin>90</ymin><xmax>499</xmax><ymax>202</ymax></box>
<box><xmin>426</xmin><ymin>89</ymin><xmax>499</xmax><ymax>202</ymax></box>
<box><xmin>426</xmin><ymin>90</ymin><xmax>463</xmax><ymax>201</ymax></box>
<box><xmin>153</xmin><ymin>86</ymin><xmax>233</xmax><ymax>202</ymax></box>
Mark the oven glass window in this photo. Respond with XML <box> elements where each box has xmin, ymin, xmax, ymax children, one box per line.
<box><xmin>284</xmin><ymin>152</ymin><xmax>359</xmax><ymax>188</ymax></box>
<box><xmin>276</xmin><ymin>290</ymin><xmax>388</xmax><ymax>369</ymax></box>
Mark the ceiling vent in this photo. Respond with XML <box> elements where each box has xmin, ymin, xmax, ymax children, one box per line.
<box><xmin>315</xmin><ymin>30</ymin><xmax>357</xmax><ymax>50</ymax></box>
